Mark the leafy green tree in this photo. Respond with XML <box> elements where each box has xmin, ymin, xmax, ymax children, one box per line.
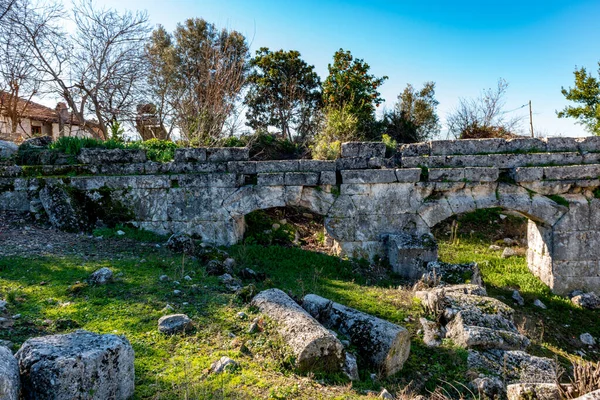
<box><xmin>383</xmin><ymin>82</ymin><xmax>440</xmax><ymax>143</ymax></box>
<box><xmin>147</xmin><ymin>19</ymin><xmax>249</xmax><ymax>145</ymax></box>
<box><xmin>244</xmin><ymin>48</ymin><xmax>322</xmax><ymax>143</ymax></box>
<box><xmin>558</xmin><ymin>63</ymin><xmax>600</xmax><ymax>135</ymax></box>
<box><xmin>322</xmin><ymin>49</ymin><xmax>387</xmax><ymax>138</ymax></box>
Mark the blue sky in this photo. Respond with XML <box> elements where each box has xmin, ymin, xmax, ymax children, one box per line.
<box><xmin>94</xmin><ymin>0</ymin><xmax>600</xmax><ymax>138</ymax></box>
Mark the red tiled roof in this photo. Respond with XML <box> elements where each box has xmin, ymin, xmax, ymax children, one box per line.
<box><xmin>0</xmin><ymin>92</ymin><xmax>81</xmax><ymax>125</ymax></box>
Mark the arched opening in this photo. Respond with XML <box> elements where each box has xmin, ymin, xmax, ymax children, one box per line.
<box><xmin>242</xmin><ymin>206</ymin><xmax>329</xmax><ymax>251</ymax></box>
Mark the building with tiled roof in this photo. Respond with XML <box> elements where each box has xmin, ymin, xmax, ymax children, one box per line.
<box><xmin>0</xmin><ymin>92</ymin><xmax>91</xmax><ymax>143</ymax></box>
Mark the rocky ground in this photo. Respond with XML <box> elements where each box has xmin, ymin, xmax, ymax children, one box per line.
<box><xmin>0</xmin><ymin>211</ymin><xmax>166</xmax><ymax>259</ymax></box>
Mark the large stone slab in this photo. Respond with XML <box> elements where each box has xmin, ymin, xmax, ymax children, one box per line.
<box><xmin>16</xmin><ymin>330</ymin><xmax>135</xmax><ymax>400</ymax></box>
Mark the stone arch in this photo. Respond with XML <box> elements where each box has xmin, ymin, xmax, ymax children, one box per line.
<box><xmin>415</xmin><ymin>183</ymin><xmax>568</xmax><ymax>291</ymax></box>
<box><xmin>417</xmin><ymin>183</ymin><xmax>568</xmax><ymax>229</ymax></box>
<box><xmin>220</xmin><ymin>185</ymin><xmax>337</xmax><ymax>244</ymax></box>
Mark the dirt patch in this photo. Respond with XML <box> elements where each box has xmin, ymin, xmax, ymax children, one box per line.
<box><xmin>0</xmin><ymin>211</ymin><xmax>166</xmax><ymax>259</ymax></box>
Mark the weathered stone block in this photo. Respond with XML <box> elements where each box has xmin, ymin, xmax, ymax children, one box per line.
<box><xmin>578</xmin><ymin>136</ymin><xmax>600</xmax><ymax>153</ymax></box>
<box><xmin>206</xmin><ymin>147</ymin><xmax>249</xmax><ymax>162</ymax></box>
<box><xmin>336</xmin><ymin>157</ymin><xmax>368</xmax><ymax>170</ymax></box>
<box><xmin>543</xmin><ymin>165</ymin><xmax>600</xmax><ymax>180</ymax></box>
<box><xmin>545</xmin><ymin>137</ymin><xmax>580</xmax><ymax>153</ymax></box>
<box><xmin>251</xmin><ymin>289</ymin><xmax>345</xmax><ymax>372</ymax></box>
<box><xmin>78</xmin><ymin>148</ymin><xmax>147</xmax><ymax>164</ymax></box>
<box><xmin>255</xmin><ymin>160</ymin><xmax>299</xmax><ymax>173</ymax></box>
<box><xmin>429</xmin><ymin>168</ymin><xmax>464</xmax><ymax>181</ymax></box>
<box><xmin>0</xmin><ymin>140</ymin><xmax>17</xmax><ymax>160</ymax></box>
<box><xmin>513</xmin><ymin>167</ymin><xmax>544</xmax><ymax>182</ymax></box>
<box><xmin>227</xmin><ymin>161</ymin><xmax>257</xmax><ymax>174</ymax></box>
<box><xmin>386</xmin><ymin>233</ymin><xmax>438</xmax><ymax>280</ymax></box>
<box><xmin>341</xmin><ymin>169</ymin><xmax>397</xmax><ymax>184</ymax></box>
<box><xmin>174</xmin><ymin>148</ymin><xmax>207</xmax><ymax>163</ymax></box>
<box><xmin>284</xmin><ymin>172</ymin><xmax>319</xmax><ymax>186</ymax></box>
<box><xmin>0</xmin><ymin>346</ymin><xmax>19</xmax><ymax>400</ymax></box>
<box><xmin>395</xmin><ymin>168</ymin><xmax>421</xmax><ymax>182</ymax></box>
<box><xmin>464</xmin><ymin>167</ymin><xmax>499</xmax><ymax>182</ymax></box>
<box><xmin>16</xmin><ymin>330</ymin><xmax>135</xmax><ymax>400</ymax></box>
<box><xmin>302</xmin><ymin>294</ymin><xmax>411</xmax><ymax>377</ymax></box>
<box><xmin>257</xmin><ymin>173</ymin><xmax>284</xmax><ymax>186</ymax></box>
<box><xmin>399</xmin><ymin>142</ymin><xmax>430</xmax><ymax>157</ymax></box>
<box><xmin>341</xmin><ymin>142</ymin><xmax>385</xmax><ymax>158</ymax></box>
<box><xmin>400</xmin><ymin>156</ymin><xmax>429</xmax><ymax>168</ymax></box>
<box><xmin>506</xmin><ymin>383</ymin><xmax>562</xmax><ymax>400</ymax></box>
<box><xmin>298</xmin><ymin>159</ymin><xmax>336</xmax><ymax>171</ymax></box>
<box><xmin>319</xmin><ymin>171</ymin><xmax>337</xmax><ymax>185</ymax></box>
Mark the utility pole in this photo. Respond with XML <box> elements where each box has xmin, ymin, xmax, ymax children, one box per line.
<box><xmin>529</xmin><ymin>100</ymin><xmax>534</xmax><ymax>137</ymax></box>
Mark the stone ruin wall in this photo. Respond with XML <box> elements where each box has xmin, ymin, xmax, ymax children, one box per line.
<box><xmin>3</xmin><ymin>136</ymin><xmax>600</xmax><ymax>294</ymax></box>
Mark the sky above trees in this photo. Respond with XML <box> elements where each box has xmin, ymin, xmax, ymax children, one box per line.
<box><xmin>64</xmin><ymin>0</ymin><xmax>600</xmax><ymax>138</ymax></box>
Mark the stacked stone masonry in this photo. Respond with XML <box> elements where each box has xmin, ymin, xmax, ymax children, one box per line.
<box><xmin>3</xmin><ymin>137</ymin><xmax>600</xmax><ymax>294</ymax></box>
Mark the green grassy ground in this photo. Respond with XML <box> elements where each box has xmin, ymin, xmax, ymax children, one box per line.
<box><xmin>0</xmin><ymin>216</ymin><xmax>598</xmax><ymax>399</ymax></box>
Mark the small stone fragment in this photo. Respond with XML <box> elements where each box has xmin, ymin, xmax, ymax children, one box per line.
<box><xmin>89</xmin><ymin>267</ymin><xmax>113</xmax><ymax>285</ymax></box>
<box><xmin>183</xmin><ymin>275</ymin><xmax>192</xmax><ymax>281</ymax></box>
<box><xmin>502</xmin><ymin>248</ymin><xmax>517</xmax><ymax>258</ymax></box>
<box><xmin>379</xmin><ymin>388</ymin><xmax>395</xmax><ymax>399</ymax></box>
<box><xmin>419</xmin><ymin>317</ymin><xmax>442</xmax><ymax>347</ymax></box>
<box><xmin>173</xmin><ymin>289</ymin><xmax>182</xmax><ymax>296</ymax></box>
<box><xmin>534</xmin><ymin>299</ymin><xmax>547</xmax><ymax>309</ymax></box>
<box><xmin>512</xmin><ymin>290</ymin><xmax>525</xmax><ymax>306</ymax></box>
<box><xmin>237</xmin><ymin>312</ymin><xmax>247</xmax><ymax>319</ymax></box>
<box><xmin>489</xmin><ymin>245</ymin><xmax>502</xmax><ymax>251</ymax></box>
<box><xmin>158</xmin><ymin>314</ymin><xmax>192</xmax><ymax>335</ymax></box>
<box><xmin>571</xmin><ymin>292</ymin><xmax>600</xmax><ymax>309</ymax></box>
<box><xmin>159</xmin><ymin>275</ymin><xmax>169</xmax><ymax>281</ymax></box>
<box><xmin>248</xmin><ymin>321</ymin><xmax>259</xmax><ymax>334</ymax></box>
<box><xmin>116</xmin><ymin>230</ymin><xmax>125</xmax><ymax>236</ymax></box>
<box><xmin>223</xmin><ymin>258</ymin><xmax>236</xmax><ymax>270</ymax></box>
<box><xmin>210</xmin><ymin>356</ymin><xmax>238</xmax><ymax>374</ymax></box>
<box><xmin>218</xmin><ymin>274</ymin><xmax>242</xmax><ymax>292</ymax></box>
<box><xmin>580</xmin><ymin>333</ymin><xmax>596</xmax><ymax>346</ymax></box>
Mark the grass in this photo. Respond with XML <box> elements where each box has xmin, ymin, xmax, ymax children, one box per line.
<box><xmin>1</xmin><ymin>213</ymin><xmax>599</xmax><ymax>398</ymax></box>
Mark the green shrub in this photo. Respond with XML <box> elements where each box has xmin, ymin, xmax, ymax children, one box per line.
<box><xmin>381</xmin><ymin>133</ymin><xmax>398</xmax><ymax>157</ymax></box>
<box><xmin>311</xmin><ymin>106</ymin><xmax>362</xmax><ymax>160</ymax></box>
<box><xmin>135</xmin><ymin>139</ymin><xmax>178</xmax><ymax>163</ymax></box>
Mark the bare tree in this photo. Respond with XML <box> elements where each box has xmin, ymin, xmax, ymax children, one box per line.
<box><xmin>446</xmin><ymin>79</ymin><xmax>523</xmax><ymax>139</ymax></box>
<box><xmin>12</xmin><ymin>0</ymin><xmax>150</xmax><ymax>139</ymax></box>
<box><xmin>0</xmin><ymin>0</ymin><xmax>46</xmax><ymax>140</ymax></box>
<box><xmin>147</xmin><ymin>19</ymin><xmax>249</xmax><ymax>145</ymax></box>
<box><xmin>0</xmin><ymin>0</ymin><xmax>17</xmax><ymax>22</ymax></box>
